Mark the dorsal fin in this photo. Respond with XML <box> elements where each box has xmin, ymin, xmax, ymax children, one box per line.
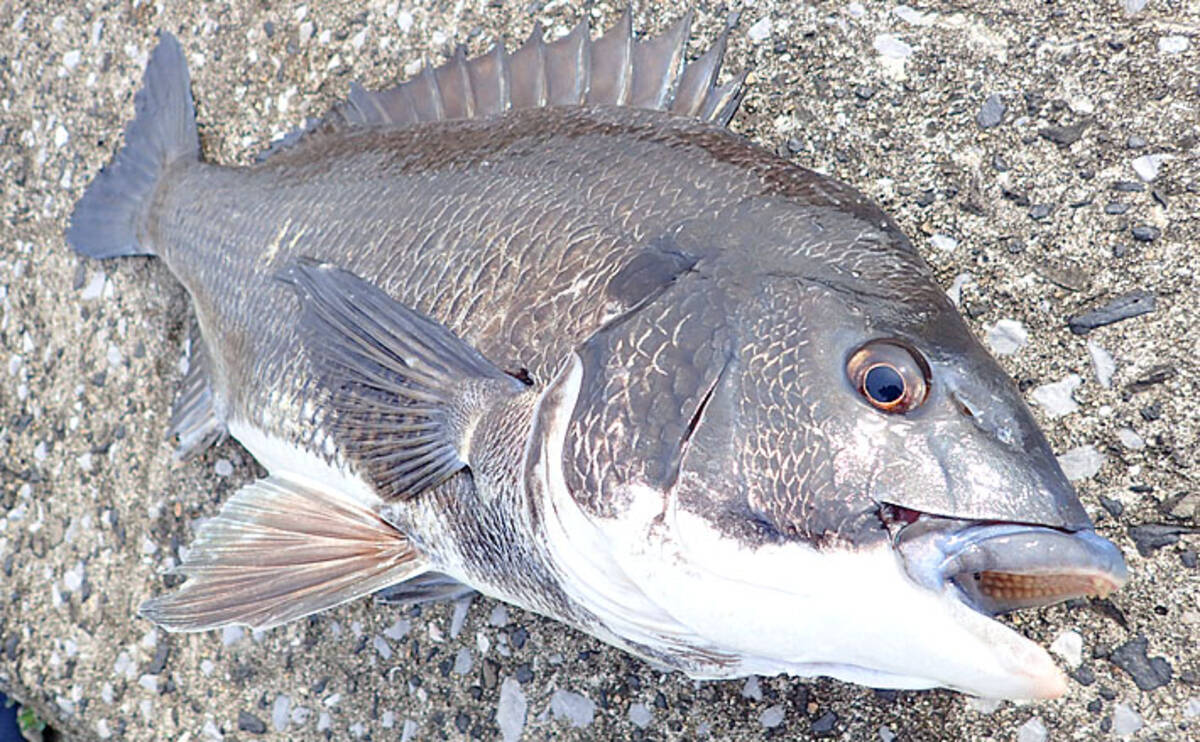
<box><xmin>264</xmin><ymin>11</ymin><xmax>747</xmax><ymax>158</ymax></box>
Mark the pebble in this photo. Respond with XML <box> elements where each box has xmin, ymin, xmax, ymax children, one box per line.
<box><xmin>1112</xmin><ymin>703</ymin><xmax>1143</xmax><ymax>736</ymax></box>
<box><xmin>965</xmin><ymin>697</ymin><xmax>1002</xmax><ymax>714</ymax></box>
<box><xmin>1039</xmin><ymin>122</ymin><xmax>1086</xmax><ymax>147</ymax></box>
<box><xmin>929</xmin><ymin>233</ymin><xmax>957</xmax><ymax>252</ymax></box>
<box><xmin>1131</xmin><ymin>225</ymin><xmax>1160</xmax><ymax>242</ymax></box>
<box><xmin>976</xmin><ymin>94</ymin><xmax>1005</xmax><ymax>128</ymax></box>
<box><xmin>1104</xmin><ymin>201</ymin><xmax>1129</xmax><ymax>215</ymax></box>
<box><xmin>1016</xmin><ymin>716</ymin><xmax>1047</xmax><ymax>742</ymax></box>
<box><xmin>1123</xmin><ymin>0</ymin><xmax>1148</xmax><ymax>13</ymax></box>
<box><xmin>1029</xmin><ymin>203</ymin><xmax>1052</xmax><ymax>220</ymax></box>
<box><xmin>1126</xmin><ymin>134</ymin><xmax>1147</xmax><ymax>149</ymax></box>
<box><xmin>80</xmin><ymin>271</ymin><xmax>106</xmax><ymax>301</ymax></box>
<box><xmin>759</xmin><ymin>705</ymin><xmax>785</xmax><ymax>728</ymax></box>
<box><xmin>984</xmin><ymin>319</ymin><xmax>1028</xmax><ymax>355</ymax></box>
<box><xmin>1128</xmin><ymin>524</ymin><xmax>1198</xmax><ymax>557</ymax></box>
<box><xmin>873</xmin><ymin>34</ymin><xmax>913</xmax><ymax>59</ymax></box>
<box><xmin>1068</xmin><ymin>290</ymin><xmax>1156</xmax><ymax>334</ymax></box>
<box><xmin>741</xmin><ymin>675</ymin><xmax>763</xmax><ymax>701</ymax></box>
<box><xmin>221</xmin><ymin>626</ymin><xmax>244</xmax><ymax>645</ymax></box>
<box><xmin>1185</xmin><ymin>698</ymin><xmax>1200</xmax><ymax>717</ymax></box>
<box><xmin>452</xmin><ymin>647</ymin><xmax>473</xmax><ymax>675</ymax></box>
<box><xmin>400</xmin><ymin>719</ymin><xmax>418</xmax><ymax>742</ymax></box>
<box><xmin>237</xmin><ymin>711</ymin><xmax>267</xmax><ymax>734</ymax></box>
<box><xmin>1158</xmin><ymin>35</ymin><xmax>1189</xmax><ymax>54</ymax></box>
<box><xmin>1087</xmin><ymin>340</ymin><xmax>1116</xmax><ymax>388</ymax></box>
<box><xmin>372</xmin><ymin>635</ymin><xmax>392</xmax><ymax>660</ymax></box>
<box><xmin>894</xmin><ymin>5</ymin><xmax>934</xmax><ymax>24</ymax></box>
<box><xmin>214</xmin><ymin>459</ymin><xmax>234</xmax><ymax>476</ymax></box>
<box><xmin>1116</xmin><ymin>428</ymin><xmax>1145</xmax><ymax>450</ymax></box>
<box><xmin>1050</xmin><ymin>630</ymin><xmax>1084</xmax><ymax>668</ymax></box>
<box><xmin>811</xmin><ymin>711</ymin><xmax>837</xmax><ymax>735</ymax></box>
<box><xmin>628</xmin><ymin>702</ymin><xmax>652</xmax><ymax>729</ymax></box>
<box><xmin>1057</xmin><ymin>445</ymin><xmax>1104</xmax><ymax>481</ymax></box>
<box><xmin>947</xmin><ymin>273</ymin><xmax>973</xmax><ymax>306</ymax></box>
<box><xmin>550</xmin><ymin>689</ymin><xmax>595</xmax><ymax>728</ymax></box>
<box><xmin>747</xmin><ymin>17</ymin><xmax>772</xmax><ymax>43</ymax></box>
<box><xmin>489</xmin><ymin>605</ymin><xmax>509</xmax><ymax>627</ymax></box>
<box><xmin>879</xmin><ymin>726</ymin><xmax>897</xmax><ymax>742</ymax></box>
<box><xmin>450</xmin><ymin>595</ymin><xmax>472</xmax><ymax>638</ymax></box>
<box><xmin>1109</xmin><ymin>635</ymin><xmax>1172</xmax><ymax>691</ymax></box>
<box><xmin>1131</xmin><ymin>154</ymin><xmax>1162</xmax><ymax>181</ymax></box>
<box><xmin>272</xmin><ymin>695</ymin><xmax>291</xmax><ymax>732</ymax></box>
<box><xmin>1031</xmin><ymin>374</ymin><xmax>1081</xmax><ymax>418</ymax></box>
<box><xmin>383</xmin><ymin>619</ymin><xmax>410</xmax><ymax>640</ymax></box>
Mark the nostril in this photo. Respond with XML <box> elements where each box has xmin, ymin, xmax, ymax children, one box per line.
<box><xmin>951</xmin><ymin>393</ymin><xmax>975</xmax><ymax>418</ymax></box>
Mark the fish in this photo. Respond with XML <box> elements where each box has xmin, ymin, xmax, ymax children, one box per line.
<box><xmin>67</xmin><ymin>11</ymin><xmax>1127</xmax><ymax>700</ymax></box>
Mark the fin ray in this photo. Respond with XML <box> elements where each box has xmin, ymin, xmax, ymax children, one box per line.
<box><xmin>140</xmin><ymin>477</ymin><xmax>425</xmax><ymax>631</ymax></box>
<box><xmin>167</xmin><ymin>320</ymin><xmax>226</xmax><ymax>459</ymax></box>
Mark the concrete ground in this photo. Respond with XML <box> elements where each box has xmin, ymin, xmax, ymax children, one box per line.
<box><xmin>1</xmin><ymin>0</ymin><xmax>1197</xmax><ymax>739</ymax></box>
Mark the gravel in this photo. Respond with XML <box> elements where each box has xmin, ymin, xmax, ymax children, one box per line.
<box><xmin>1109</xmin><ymin>636</ymin><xmax>1174</xmax><ymax>691</ymax></box>
<box><xmin>4</xmin><ymin>1</ymin><xmax>1197</xmax><ymax>740</ymax></box>
<box><xmin>976</xmin><ymin>94</ymin><xmax>1005</xmax><ymax>129</ymax></box>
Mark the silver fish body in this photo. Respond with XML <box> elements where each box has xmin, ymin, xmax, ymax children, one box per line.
<box><xmin>68</xmin><ymin>15</ymin><xmax>1126</xmax><ymax>699</ymax></box>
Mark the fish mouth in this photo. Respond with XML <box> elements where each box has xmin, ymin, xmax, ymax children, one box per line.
<box><xmin>892</xmin><ymin>511</ymin><xmax>1128</xmax><ymax>617</ymax></box>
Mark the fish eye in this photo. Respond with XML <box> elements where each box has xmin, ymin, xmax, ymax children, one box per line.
<box><xmin>847</xmin><ymin>340</ymin><xmax>930</xmax><ymax>413</ymax></box>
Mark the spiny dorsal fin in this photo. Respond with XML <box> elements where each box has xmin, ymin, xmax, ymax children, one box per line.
<box><xmin>266</xmin><ymin>10</ymin><xmax>747</xmax><ymax>157</ymax></box>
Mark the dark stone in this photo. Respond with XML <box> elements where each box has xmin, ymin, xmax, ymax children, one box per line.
<box><xmin>515</xmin><ymin>663</ymin><xmax>533</xmax><ymax>684</ymax></box>
<box><xmin>311</xmin><ymin>676</ymin><xmax>329</xmax><ymax>695</ymax></box>
<box><xmin>915</xmin><ymin>190</ymin><xmax>936</xmax><ymax>207</ymax></box>
<box><xmin>1109</xmin><ymin>635</ymin><xmax>1173</xmax><ymax>691</ymax></box>
<box><xmin>1104</xmin><ymin>202</ymin><xmax>1129</xmax><ymax>215</ymax></box>
<box><xmin>145</xmin><ymin>642</ymin><xmax>169</xmax><ymax>675</ymax></box>
<box><xmin>854</xmin><ymin>85</ymin><xmax>876</xmax><ymax>100</ymax></box>
<box><xmin>1113</xmin><ymin>244</ymin><xmax>1128</xmax><ymax>258</ymax></box>
<box><xmin>1039</xmin><ymin>121</ymin><xmax>1087</xmax><ymax>146</ymax></box>
<box><xmin>263</xmin><ymin>21</ymin><xmax>275</xmax><ymax>38</ymax></box>
<box><xmin>481</xmin><ymin>659</ymin><xmax>498</xmax><ymax>689</ymax></box>
<box><xmin>237</xmin><ymin>711</ymin><xmax>267</xmax><ymax>734</ymax></box>
<box><xmin>1087</xmin><ymin>698</ymin><xmax>1103</xmax><ymax>713</ymax></box>
<box><xmin>1140</xmin><ymin>403</ymin><xmax>1162</xmax><ymax>421</ymax></box>
<box><xmin>455</xmin><ymin>711</ymin><xmax>470</xmax><ymax>733</ymax></box>
<box><xmin>992</xmin><ymin>153</ymin><xmax>1010</xmax><ymax>171</ymax></box>
<box><xmin>1131</xmin><ymin>225</ymin><xmax>1160</xmax><ymax>242</ymax></box>
<box><xmin>1002</xmin><ymin>188</ymin><xmax>1031</xmax><ymax>207</ymax></box>
<box><xmin>1113</xmin><ymin>180</ymin><xmax>1145</xmax><ymax>192</ymax></box>
<box><xmin>1071</xmin><ymin>664</ymin><xmax>1096</xmax><ymax>686</ymax></box>
<box><xmin>1067</xmin><ymin>290</ymin><xmax>1156</xmax><ymax>334</ymax></box>
<box><xmin>976</xmin><ymin>94</ymin><xmax>1005</xmax><ymax>128</ymax></box>
<box><xmin>1101</xmin><ymin>716</ymin><xmax>1112</xmax><ymax>733</ymax></box>
<box><xmin>1128</xmin><ymin>523</ymin><xmax>1199</xmax><ymax>557</ymax></box>
<box><xmin>1099</xmin><ymin>685</ymin><xmax>1117</xmax><ymax>700</ymax></box>
<box><xmin>1129</xmin><ymin>365</ymin><xmax>1176</xmax><ymax>392</ymax></box>
<box><xmin>510</xmin><ymin>626</ymin><xmax>527</xmax><ymax>650</ymax></box>
<box><xmin>1152</xmin><ymin>189</ymin><xmax>1168</xmax><ymax>208</ymax></box>
<box><xmin>1182</xmin><ymin>550</ymin><xmax>1197</xmax><ymax>569</ymax></box>
<box><xmin>1098</xmin><ymin>495</ymin><xmax>1124</xmax><ymax>518</ymax></box>
<box><xmin>811</xmin><ymin>711</ymin><xmax>838</xmax><ymax>736</ymax></box>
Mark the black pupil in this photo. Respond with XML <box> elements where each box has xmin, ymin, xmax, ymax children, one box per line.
<box><xmin>865</xmin><ymin>365</ymin><xmax>905</xmax><ymax>404</ymax></box>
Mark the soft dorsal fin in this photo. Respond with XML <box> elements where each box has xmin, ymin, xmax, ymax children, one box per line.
<box><xmin>266</xmin><ymin>10</ymin><xmax>747</xmax><ymax>158</ymax></box>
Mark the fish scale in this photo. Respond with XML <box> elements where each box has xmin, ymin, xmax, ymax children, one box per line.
<box><xmin>69</xmin><ymin>14</ymin><xmax>1127</xmax><ymax>699</ymax></box>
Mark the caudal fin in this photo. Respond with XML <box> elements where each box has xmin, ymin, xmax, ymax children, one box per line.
<box><xmin>67</xmin><ymin>32</ymin><xmax>198</xmax><ymax>258</ymax></box>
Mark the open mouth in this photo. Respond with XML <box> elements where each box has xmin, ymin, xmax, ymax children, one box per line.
<box><xmin>889</xmin><ymin>510</ymin><xmax>1128</xmax><ymax>616</ymax></box>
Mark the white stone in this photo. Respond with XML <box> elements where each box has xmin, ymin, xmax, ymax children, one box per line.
<box><xmin>272</xmin><ymin>695</ymin><xmax>291</xmax><ymax>732</ymax></box>
<box><xmin>873</xmin><ymin>34</ymin><xmax>913</xmax><ymax>58</ymax></box>
<box><xmin>879</xmin><ymin>725</ymin><xmax>897</xmax><ymax>742</ymax></box>
<box><xmin>965</xmin><ymin>696</ymin><xmax>1002</xmax><ymax>714</ymax></box>
<box><xmin>214</xmin><ymin>459</ymin><xmax>234</xmax><ymax>476</ymax></box>
<box><xmin>497</xmin><ymin>678</ymin><xmax>527</xmax><ymax>742</ymax></box>
<box><xmin>221</xmin><ymin>625</ymin><xmax>244</xmax><ymax>645</ymax></box>
<box><xmin>748</xmin><ymin>17</ymin><xmax>772</xmax><ymax>43</ymax></box>
<box><xmin>1049</xmin><ymin>630</ymin><xmax>1083</xmax><ymax>668</ymax></box>
<box><xmin>846</xmin><ymin>3</ymin><xmax>867</xmax><ymax>18</ymax></box>
<box><xmin>1016</xmin><ymin>716</ymin><xmax>1047</xmax><ymax>742</ymax></box>
<box><xmin>628</xmin><ymin>702</ymin><xmax>652</xmax><ymax>728</ymax></box>
<box><xmin>1112</xmin><ymin>703</ymin><xmax>1143</xmax><ymax>736</ymax></box>
<box><xmin>741</xmin><ymin>675</ymin><xmax>763</xmax><ymax>700</ymax></box>
<box><xmin>399</xmin><ymin>719</ymin><xmax>418</xmax><ymax>742</ymax></box>
<box><xmin>299</xmin><ymin>21</ymin><xmax>314</xmax><ymax>44</ymax></box>
<box><xmin>1184</xmin><ymin>697</ymin><xmax>1200</xmax><ymax>718</ymax></box>
<box><xmin>373</xmin><ymin>635</ymin><xmax>392</xmax><ymax>660</ymax></box>
<box><xmin>1117</xmin><ymin>428</ymin><xmax>1145</xmax><ymax>450</ymax></box>
<box><xmin>54</xmin><ymin>124</ymin><xmax>69</xmax><ymax>147</ymax></box>
<box><xmin>397</xmin><ymin>10</ymin><xmax>414</xmax><ymax>33</ymax></box>
<box><xmin>930</xmin><ymin>233</ymin><xmax>958</xmax><ymax>252</ymax></box>
<box><xmin>1087</xmin><ymin>340</ymin><xmax>1116</xmax><ymax>388</ymax></box>
<box><xmin>450</xmin><ymin>595</ymin><xmax>472</xmax><ymax>638</ymax></box>
<box><xmin>200</xmin><ymin>659</ymin><xmax>214</xmax><ymax>676</ymax></box>
<box><xmin>550</xmin><ymin>689</ymin><xmax>595</xmax><ymax>728</ymax></box>
<box><xmin>1031</xmin><ymin>374</ymin><xmax>1082</xmax><ymax>417</ymax></box>
<box><xmin>453</xmin><ymin>647</ymin><xmax>473</xmax><ymax>674</ymax></box>
<box><xmin>76</xmin><ymin>452</ymin><xmax>94</xmax><ymax>472</ymax></box>
<box><xmin>1159</xmin><ymin>35</ymin><xmax>1189</xmax><ymax>54</ymax></box>
<box><xmin>384</xmin><ymin>618</ymin><xmax>410</xmax><ymax>640</ymax></box>
<box><xmin>947</xmin><ymin>273</ymin><xmax>973</xmax><ymax>306</ymax></box>
<box><xmin>984</xmin><ymin>319</ymin><xmax>1028</xmax><ymax>355</ymax></box>
<box><xmin>1123</xmin><ymin>0</ymin><xmax>1147</xmax><ymax>14</ymax></box>
<box><xmin>1058</xmin><ymin>445</ymin><xmax>1105</xmax><ymax>481</ymax></box>
<box><xmin>80</xmin><ymin>271</ymin><xmax>106</xmax><ymax>300</ymax></box>
<box><xmin>489</xmin><ymin>605</ymin><xmax>509</xmax><ymax>626</ymax></box>
<box><xmin>137</xmin><ymin>674</ymin><xmax>159</xmax><ymax>692</ymax></box>
<box><xmin>893</xmin><ymin>6</ymin><xmax>934</xmax><ymax>25</ymax></box>
<box><xmin>760</xmin><ymin>705</ymin><xmax>785</xmax><ymax>728</ymax></box>
<box><xmin>1132</xmin><ymin>153</ymin><xmax>1162</xmax><ymax>182</ymax></box>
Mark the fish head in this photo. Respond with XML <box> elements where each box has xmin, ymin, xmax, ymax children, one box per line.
<box><xmin>549</xmin><ymin>226</ymin><xmax>1127</xmax><ymax>698</ymax></box>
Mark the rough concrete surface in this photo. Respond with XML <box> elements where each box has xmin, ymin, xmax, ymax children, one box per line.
<box><xmin>1</xmin><ymin>0</ymin><xmax>1198</xmax><ymax>739</ymax></box>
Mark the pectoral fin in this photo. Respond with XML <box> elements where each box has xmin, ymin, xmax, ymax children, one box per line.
<box><xmin>140</xmin><ymin>477</ymin><xmax>425</xmax><ymax>631</ymax></box>
<box><xmin>279</xmin><ymin>259</ymin><xmax>528</xmax><ymax>499</ymax></box>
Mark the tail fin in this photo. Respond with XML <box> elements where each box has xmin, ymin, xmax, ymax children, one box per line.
<box><xmin>68</xmin><ymin>32</ymin><xmax>198</xmax><ymax>259</ymax></box>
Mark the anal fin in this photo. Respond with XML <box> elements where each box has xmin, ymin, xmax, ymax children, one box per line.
<box><xmin>140</xmin><ymin>477</ymin><xmax>426</xmax><ymax>631</ymax></box>
<box><xmin>167</xmin><ymin>321</ymin><xmax>226</xmax><ymax>460</ymax></box>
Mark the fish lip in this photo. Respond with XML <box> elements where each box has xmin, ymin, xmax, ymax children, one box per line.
<box><xmin>894</xmin><ymin>515</ymin><xmax>1129</xmax><ymax>617</ymax></box>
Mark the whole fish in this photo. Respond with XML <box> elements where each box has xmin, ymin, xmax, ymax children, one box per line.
<box><xmin>68</xmin><ymin>12</ymin><xmax>1127</xmax><ymax>699</ymax></box>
